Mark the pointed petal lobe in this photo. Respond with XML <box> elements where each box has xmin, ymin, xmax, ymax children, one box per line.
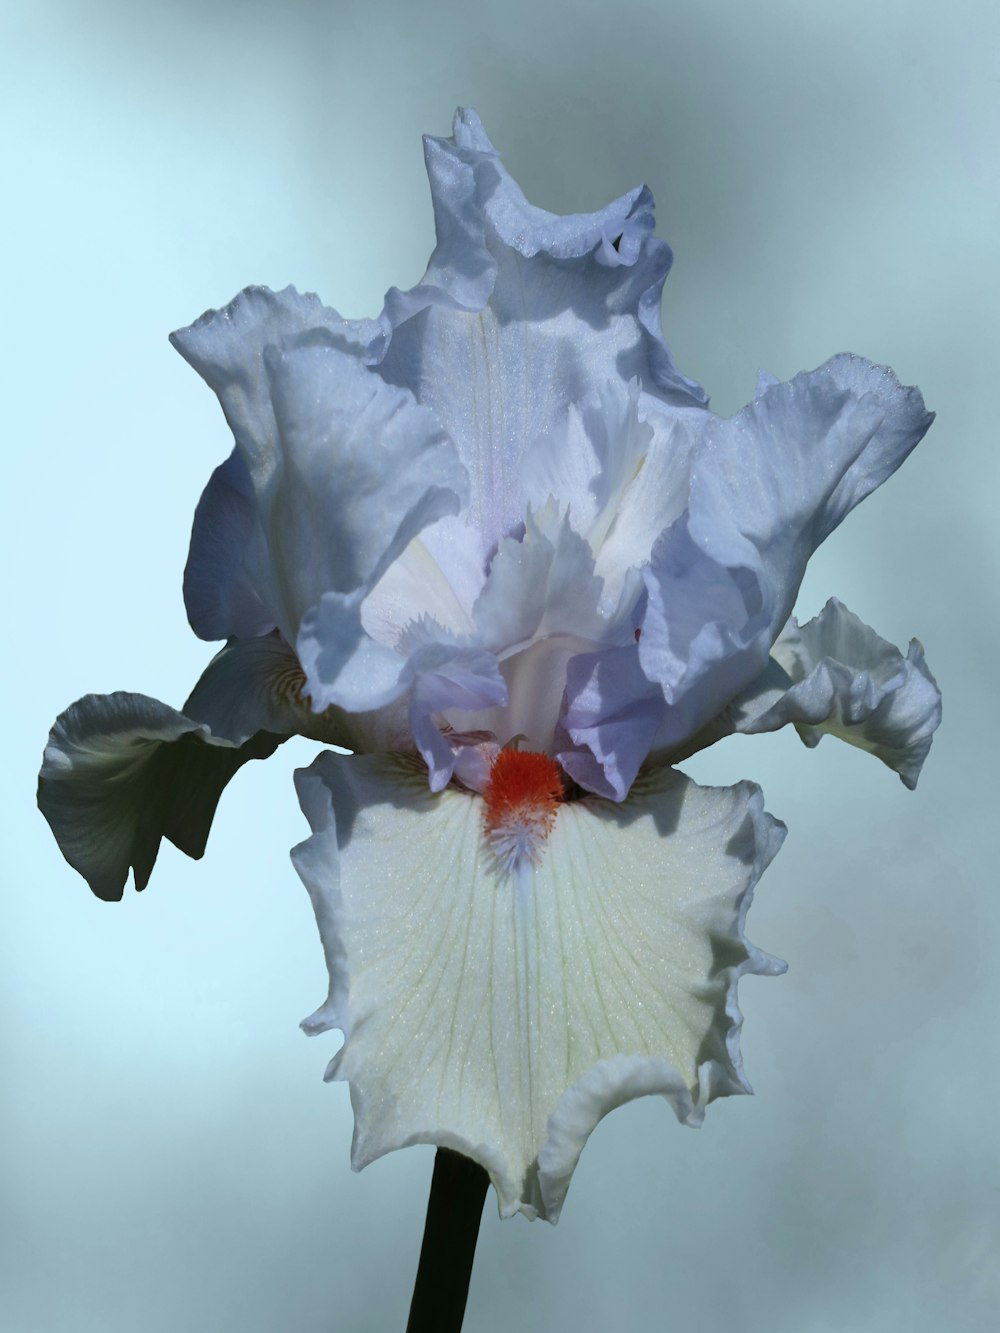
<box><xmin>38</xmin><ymin>693</ymin><xmax>281</xmax><ymax>901</ymax></box>
<box><xmin>38</xmin><ymin>636</ymin><xmax>344</xmax><ymax>900</ymax></box>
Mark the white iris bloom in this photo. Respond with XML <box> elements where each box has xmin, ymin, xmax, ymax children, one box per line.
<box><xmin>39</xmin><ymin>110</ymin><xmax>940</xmax><ymax>1221</ymax></box>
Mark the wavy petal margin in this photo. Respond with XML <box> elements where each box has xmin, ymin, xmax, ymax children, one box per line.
<box><xmin>38</xmin><ymin>692</ymin><xmax>281</xmax><ymax>901</ymax></box>
<box><xmin>38</xmin><ymin>636</ymin><xmax>341</xmax><ymax>900</ymax></box>
<box><xmin>638</xmin><ymin>355</ymin><xmax>934</xmax><ymax>753</ymax></box>
<box><xmin>170</xmin><ymin>285</ymin><xmax>381</xmax><ymax>490</ymax></box>
<box><xmin>292</xmin><ymin>752</ymin><xmax>785</xmax><ymax>1221</ymax></box>
<box><xmin>737</xmin><ymin>598</ymin><xmax>942</xmax><ymax>788</ymax></box>
<box><xmin>377</xmin><ymin>110</ymin><xmax>706</xmax><ymax>556</ymax></box>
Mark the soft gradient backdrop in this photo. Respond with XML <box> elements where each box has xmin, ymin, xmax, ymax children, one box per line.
<box><xmin>3</xmin><ymin>1</ymin><xmax>997</xmax><ymax>1329</ymax></box>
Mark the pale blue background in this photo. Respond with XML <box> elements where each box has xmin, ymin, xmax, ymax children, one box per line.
<box><xmin>3</xmin><ymin>1</ymin><xmax>998</xmax><ymax>1330</ymax></box>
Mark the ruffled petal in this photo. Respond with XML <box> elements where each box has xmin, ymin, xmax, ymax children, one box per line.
<box><xmin>170</xmin><ymin>285</ymin><xmax>381</xmax><ymax>491</ymax></box>
<box><xmin>183</xmin><ymin>447</ymin><xmax>277</xmax><ymax>641</ymax></box>
<box><xmin>38</xmin><ymin>692</ymin><xmax>282</xmax><ymax>901</ymax></box>
<box><xmin>298</xmin><ymin>597</ymin><xmax>507</xmax><ymax>786</ymax></box>
<box><xmin>401</xmin><ymin>629</ymin><xmax>509</xmax><ymax>790</ymax></box>
<box><xmin>173</xmin><ymin>289</ymin><xmax>464</xmax><ymax>646</ymax></box>
<box><xmin>262</xmin><ymin>341</ymin><xmax>469</xmax><ymax>647</ymax></box>
<box><xmin>557</xmin><ymin>645</ymin><xmax>667</xmax><ymax>800</ymax></box>
<box><xmin>297</xmin><ymin>589</ymin><xmax>411</xmax><ymax>713</ymax></box>
<box><xmin>735</xmin><ymin>599</ymin><xmax>942</xmax><ymax>788</ymax></box>
<box><xmin>360</xmin><ymin>525</ymin><xmax>479</xmax><ymax>647</ymax></box>
<box><xmin>37</xmin><ymin>636</ymin><xmax>342</xmax><ymax>901</ymax></box>
<box><xmin>589</xmin><ymin>402</ymin><xmax>697</xmax><ymax>607</ymax></box>
<box><xmin>473</xmin><ymin>500</ymin><xmax>613</xmax><ymax>653</ymax></box>
<box><xmin>261</xmin><ymin>334</ymin><xmax>467</xmax><ymax>640</ymax></box>
<box><xmin>521</xmin><ymin>379</ymin><xmax>697</xmax><ymax>606</ymax></box>
<box><xmin>641</xmin><ymin>522</ymin><xmax>766</xmax><ymax>751</ymax></box>
<box><xmin>640</xmin><ymin>356</ymin><xmax>934</xmax><ymax>751</ymax></box>
<box><xmin>292</xmin><ymin>752</ymin><xmax>785</xmax><ymax>1221</ymax></box>
<box><xmin>376</xmin><ymin>110</ymin><xmax>705</xmax><ymax>557</ymax></box>
<box><xmin>379</xmin><ymin>131</ymin><xmax>496</xmax><ymax>328</ymax></box>
<box><xmin>438</xmin><ymin>501</ymin><xmax>641</xmax><ymax>757</ymax></box>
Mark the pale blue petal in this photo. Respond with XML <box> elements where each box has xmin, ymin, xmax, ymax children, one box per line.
<box><xmin>406</xmin><ymin>639</ymin><xmax>509</xmax><ymax>790</ymax></box>
<box><xmin>522</xmin><ymin>379</ymin><xmax>697</xmax><ymax>611</ymax></box>
<box><xmin>297</xmin><ymin>590</ymin><xmax>408</xmax><ymax>714</ymax></box>
<box><xmin>360</xmin><ymin>523</ymin><xmax>481</xmax><ymax>645</ymax></box>
<box><xmin>446</xmin><ymin>631</ymin><xmax>603</xmax><ymax>760</ymax></box>
<box><xmin>738</xmin><ymin>599</ymin><xmax>942</xmax><ymax>788</ymax></box>
<box><xmin>452</xmin><ymin>106</ymin><xmax>653</xmax><ymax>262</ymax></box>
<box><xmin>375</xmin><ymin>109</ymin><xmax>706</xmax><ymax>556</ymax></box>
<box><xmin>298</xmin><ymin>596</ymin><xmax>507</xmax><ymax>785</ymax></box>
<box><xmin>380</xmin><ymin>133</ymin><xmax>496</xmax><ymax>328</ymax></box>
<box><xmin>172</xmin><ymin>286</ymin><xmax>404</xmax><ymax>645</ymax></box>
<box><xmin>183</xmin><ymin>632</ymin><xmax>341</xmax><ymax>745</ymax></box>
<box><xmin>640</xmin><ymin>357</ymin><xmax>934</xmax><ymax>750</ymax></box>
<box><xmin>663</xmin><ymin>657</ymin><xmax>795</xmax><ymax>765</ymax></box>
<box><xmin>170</xmin><ymin>285</ymin><xmax>381</xmax><ymax>490</ymax></box>
<box><xmin>817</xmin><ymin>356</ymin><xmax>934</xmax><ymax>540</ymax></box>
<box><xmin>262</xmin><ymin>334</ymin><xmax>467</xmax><ymax>639</ymax></box>
<box><xmin>641</xmin><ymin>521</ymin><xmax>768</xmax><ymax>752</ymax></box>
<box><xmin>183</xmin><ymin>447</ymin><xmax>276</xmax><ymax>641</ymax></box>
<box><xmin>556</xmin><ymin>644</ymin><xmax>666</xmax><ymax>800</ymax></box>
<box><xmin>472</xmin><ymin>501</ymin><xmax>611</xmax><ymax>653</ymax></box>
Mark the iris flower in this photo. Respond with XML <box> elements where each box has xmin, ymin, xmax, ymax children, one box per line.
<box><xmin>39</xmin><ymin>110</ymin><xmax>940</xmax><ymax>1223</ymax></box>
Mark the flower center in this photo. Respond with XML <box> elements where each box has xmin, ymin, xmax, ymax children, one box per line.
<box><xmin>483</xmin><ymin>749</ymin><xmax>564</xmax><ymax>875</ymax></box>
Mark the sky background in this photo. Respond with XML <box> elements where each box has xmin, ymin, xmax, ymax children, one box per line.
<box><xmin>3</xmin><ymin>1</ymin><xmax>998</xmax><ymax>1330</ymax></box>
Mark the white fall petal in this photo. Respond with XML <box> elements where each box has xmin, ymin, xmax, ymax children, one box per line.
<box><xmin>292</xmin><ymin>752</ymin><xmax>786</xmax><ymax>1220</ymax></box>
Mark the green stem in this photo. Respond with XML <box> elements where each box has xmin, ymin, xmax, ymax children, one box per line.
<box><xmin>405</xmin><ymin>1148</ymin><xmax>490</xmax><ymax>1333</ymax></box>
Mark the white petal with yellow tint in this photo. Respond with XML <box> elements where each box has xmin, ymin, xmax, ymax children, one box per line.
<box><xmin>292</xmin><ymin>753</ymin><xmax>785</xmax><ymax>1221</ymax></box>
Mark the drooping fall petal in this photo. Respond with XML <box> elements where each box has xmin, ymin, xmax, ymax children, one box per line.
<box><xmin>736</xmin><ymin>599</ymin><xmax>941</xmax><ymax>788</ymax></box>
<box><xmin>39</xmin><ymin>635</ymin><xmax>342</xmax><ymax>900</ymax></box>
<box><xmin>292</xmin><ymin>751</ymin><xmax>785</xmax><ymax>1220</ymax></box>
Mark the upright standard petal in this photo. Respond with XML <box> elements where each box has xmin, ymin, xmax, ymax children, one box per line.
<box><xmin>639</xmin><ymin>356</ymin><xmax>934</xmax><ymax>751</ymax></box>
<box><xmin>221</xmin><ymin>331</ymin><xmax>472</xmax><ymax>705</ymax></box>
<box><xmin>170</xmin><ymin>285</ymin><xmax>381</xmax><ymax>493</ymax></box>
<box><xmin>292</xmin><ymin>752</ymin><xmax>785</xmax><ymax>1221</ymax></box>
<box><xmin>521</xmin><ymin>379</ymin><xmax>696</xmax><ymax>609</ymax></box>
<box><xmin>263</xmin><ymin>333</ymin><xmax>467</xmax><ymax>641</ymax></box>
<box><xmin>172</xmin><ymin>288</ymin><xmax>467</xmax><ymax>652</ymax></box>
<box><xmin>473</xmin><ymin>501</ymin><xmax>610</xmax><ymax>655</ymax></box>
<box><xmin>376</xmin><ymin>110</ymin><xmax>706</xmax><ymax>557</ymax></box>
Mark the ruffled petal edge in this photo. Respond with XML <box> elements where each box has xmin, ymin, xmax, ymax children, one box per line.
<box><xmin>738</xmin><ymin>598</ymin><xmax>942</xmax><ymax>788</ymax></box>
<box><xmin>292</xmin><ymin>752</ymin><xmax>786</xmax><ymax>1221</ymax></box>
<box><xmin>38</xmin><ymin>636</ymin><xmax>345</xmax><ymax>900</ymax></box>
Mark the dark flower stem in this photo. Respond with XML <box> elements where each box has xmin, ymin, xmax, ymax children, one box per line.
<box><xmin>406</xmin><ymin>1148</ymin><xmax>490</xmax><ymax>1333</ymax></box>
